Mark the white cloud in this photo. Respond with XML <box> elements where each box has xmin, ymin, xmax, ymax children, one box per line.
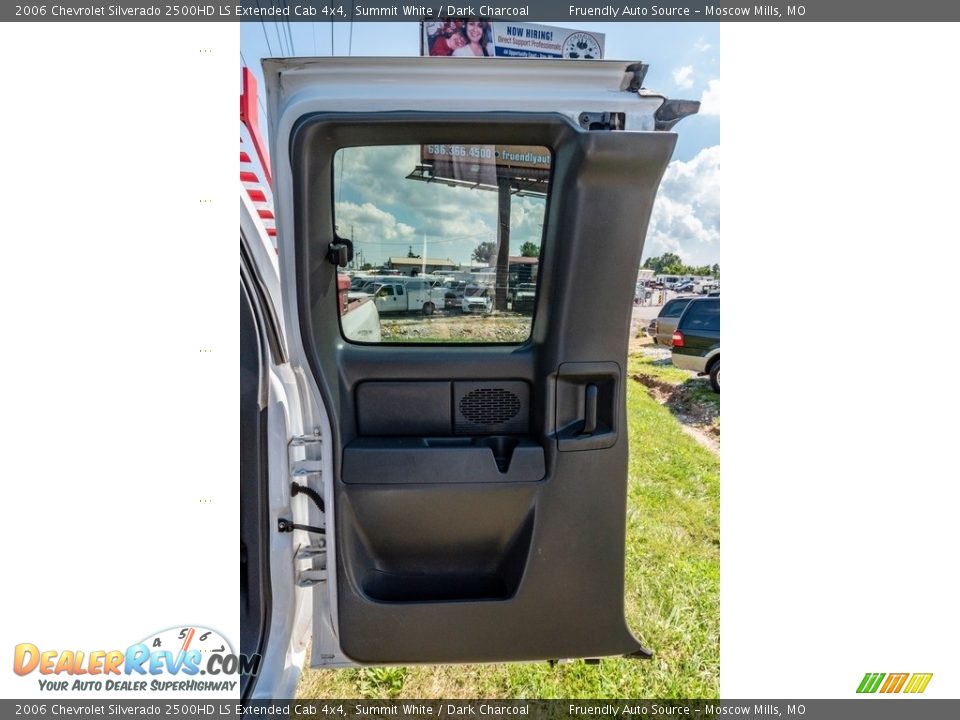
<box><xmin>510</xmin><ymin>195</ymin><xmax>547</xmax><ymax>244</ymax></box>
<box><xmin>694</xmin><ymin>37</ymin><xmax>712</xmax><ymax>52</ymax></box>
<box><xmin>334</xmin><ymin>145</ymin><xmax>533</xmax><ymax>264</ymax></box>
<box><xmin>646</xmin><ymin>145</ymin><xmax>720</xmax><ymax>266</ymax></box>
<box><xmin>699</xmin><ymin>79</ymin><xmax>721</xmax><ymax>116</ymax></box>
<box><xmin>334</xmin><ymin>143</ymin><xmax>718</xmax><ymax>267</ymax></box>
<box><xmin>672</xmin><ymin>65</ymin><xmax>694</xmax><ymax>89</ymax></box>
<box><xmin>334</xmin><ymin>201</ymin><xmax>416</xmax><ymax>245</ymax></box>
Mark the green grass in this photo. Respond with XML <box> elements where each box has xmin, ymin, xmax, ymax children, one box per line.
<box><xmin>627</xmin><ymin>354</ymin><xmax>692</xmax><ymax>385</ymax></box>
<box><xmin>685</xmin><ymin>383</ymin><xmax>721</xmax><ymax>413</ymax></box>
<box><xmin>295</xmin><ymin>379</ymin><xmax>719</xmax><ymax>700</ymax></box>
<box><xmin>628</xmin><ymin>354</ymin><xmax>720</xmax><ymax>418</ymax></box>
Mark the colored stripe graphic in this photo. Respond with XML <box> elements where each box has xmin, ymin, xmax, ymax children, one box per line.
<box><xmin>857</xmin><ymin>673</ymin><xmax>885</xmax><ymax>693</ymax></box>
<box><xmin>880</xmin><ymin>673</ymin><xmax>908</xmax><ymax>693</ymax></box>
<box><xmin>857</xmin><ymin>672</ymin><xmax>933</xmax><ymax>694</ymax></box>
<box><xmin>904</xmin><ymin>673</ymin><xmax>933</xmax><ymax>694</ymax></box>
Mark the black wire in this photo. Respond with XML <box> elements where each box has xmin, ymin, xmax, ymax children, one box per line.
<box><xmin>259</xmin><ymin>21</ymin><xmax>274</xmax><ymax>56</ymax></box>
<box><xmin>278</xmin><ymin>0</ymin><xmax>287</xmax><ymax>49</ymax></box>
<box><xmin>291</xmin><ymin>481</ymin><xmax>325</xmax><ymax>513</ymax></box>
<box><xmin>256</xmin><ymin>1</ymin><xmax>274</xmax><ymax>56</ymax></box>
<box><xmin>279</xmin><ymin>0</ymin><xmax>293</xmax><ymax>55</ymax></box>
<box><xmin>284</xmin><ymin>7</ymin><xmax>296</xmax><ymax>55</ymax></box>
<box><xmin>273</xmin><ymin>16</ymin><xmax>287</xmax><ymax>55</ymax></box>
<box><xmin>348</xmin><ymin>6</ymin><xmax>354</xmax><ymax>56</ymax></box>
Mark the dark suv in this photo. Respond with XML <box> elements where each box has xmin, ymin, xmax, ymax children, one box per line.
<box><xmin>671</xmin><ymin>297</ymin><xmax>720</xmax><ymax>392</ymax></box>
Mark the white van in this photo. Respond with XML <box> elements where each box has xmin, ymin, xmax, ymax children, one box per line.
<box><xmin>461</xmin><ymin>283</ymin><xmax>493</xmax><ymax>313</ymax></box>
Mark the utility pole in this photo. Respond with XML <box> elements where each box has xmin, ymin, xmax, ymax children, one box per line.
<box><xmin>494</xmin><ymin>177</ymin><xmax>511</xmax><ymax>312</ymax></box>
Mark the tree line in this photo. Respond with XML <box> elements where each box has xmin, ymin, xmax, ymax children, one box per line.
<box><xmin>472</xmin><ymin>241</ymin><xmax>539</xmax><ymax>263</ymax></box>
<box><xmin>642</xmin><ymin>253</ymin><xmax>719</xmax><ymax>278</ymax></box>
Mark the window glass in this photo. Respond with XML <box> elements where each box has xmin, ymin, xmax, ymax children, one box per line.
<box><xmin>334</xmin><ymin>144</ymin><xmax>551</xmax><ymax>344</ymax></box>
<box><xmin>661</xmin><ymin>299</ymin><xmax>692</xmax><ymax>318</ymax></box>
<box><xmin>680</xmin><ymin>300</ymin><xmax>720</xmax><ymax>332</ymax></box>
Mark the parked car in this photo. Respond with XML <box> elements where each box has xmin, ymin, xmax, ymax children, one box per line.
<box><xmin>646</xmin><ymin>296</ymin><xmax>696</xmax><ymax>346</ymax></box>
<box><xmin>443</xmin><ymin>280</ymin><xmax>468</xmax><ymax>309</ymax></box>
<box><xmin>671</xmin><ymin>297</ymin><xmax>720</xmax><ymax>392</ymax></box>
<box><xmin>461</xmin><ymin>284</ymin><xmax>493</xmax><ymax>313</ymax></box>
<box><xmin>512</xmin><ymin>283</ymin><xmax>536</xmax><ymax>313</ymax></box>
<box><xmin>674</xmin><ymin>280</ymin><xmax>696</xmax><ymax>293</ymax></box>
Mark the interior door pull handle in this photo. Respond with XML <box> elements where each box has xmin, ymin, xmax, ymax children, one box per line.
<box><xmin>557</xmin><ymin>362</ymin><xmax>619</xmax><ymax>451</ymax></box>
<box><xmin>583</xmin><ymin>384</ymin><xmax>598</xmax><ymax>435</ymax></box>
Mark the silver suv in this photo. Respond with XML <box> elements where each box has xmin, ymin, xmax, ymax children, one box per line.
<box><xmin>646</xmin><ymin>296</ymin><xmax>696</xmax><ymax>346</ymax></box>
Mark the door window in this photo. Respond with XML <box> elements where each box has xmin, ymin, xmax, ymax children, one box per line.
<box><xmin>661</xmin><ymin>299</ymin><xmax>691</xmax><ymax>317</ymax></box>
<box><xmin>334</xmin><ymin>144</ymin><xmax>551</xmax><ymax>344</ymax></box>
<box><xmin>680</xmin><ymin>300</ymin><xmax>720</xmax><ymax>331</ymax></box>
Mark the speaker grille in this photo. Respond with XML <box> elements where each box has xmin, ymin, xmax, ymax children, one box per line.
<box><xmin>453</xmin><ymin>381</ymin><xmax>529</xmax><ymax>435</ymax></box>
<box><xmin>459</xmin><ymin>388</ymin><xmax>521</xmax><ymax>426</ymax></box>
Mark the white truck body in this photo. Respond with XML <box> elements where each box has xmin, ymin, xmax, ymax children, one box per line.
<box><xmin>373</xmin><ymin>278</ymin><xmax>446</xmax><ymax>315</ymax></box>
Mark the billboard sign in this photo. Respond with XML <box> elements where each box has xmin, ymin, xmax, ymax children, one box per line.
<box><xmin>412</xmin><ymin>143</ymin><xmax>552</xmax><ymax>195</ymax></box>
<box><xmin>417</xmin><ymin>21</ymin><xmax>599</xmax><ymax>190</ymax></box>
<box><xmin>422</xmin><ymin>20</ymin><xmax>605</xmax><ymax>60</ymax></box>
<box><xmin>421</xmin><ymin>144</ymin><xmax>551</xmax><ymax>171</ymax></box>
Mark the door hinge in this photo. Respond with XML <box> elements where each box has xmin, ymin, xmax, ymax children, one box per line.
<box><xmin>295</xmin><ymin>541</ymin><xmax>327</xmax><ymax>587</ymax></box>
<box><xmin>327</xmin><ymin>236</ymin><xmax>354</xmax><ymax>268</ymax></box>
<box><xmin>295</xmin><ymin>539</ymin><xmax>326</xmax><ymax>560</ymax></box>
<box><xmin>297</xmin><ymin>567</ymin><xmax>328</xmax><ymax>587</ymax></box>
<box><xmin>578</xmin><ymin>111</ymin><xmax>625</xmax><ymax>131</ymax></box>
<box><xmin>289</xmin><ymin>430</ymin><xmax>321</xmax><ymax>447</ymax></box>
<box><xmin>290</xmin><ymin>460</ymin><xmax>322</xmax><ymax>478</ymax></box>
<box><xmin>622</xmin><ymin>62</ymin><xmax>649</xmax><ymax>93</ymax></box>
<box><xmin>289</xmin><ymin>430</ymin><xmax>322</xmax><ymax>480</ymax></box>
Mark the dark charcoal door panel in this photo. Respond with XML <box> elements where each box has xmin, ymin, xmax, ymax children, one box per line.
<box><xmin>291</xmin><ymin>113</ymin><xmax>676</xmax><ymax>663</ymax></box>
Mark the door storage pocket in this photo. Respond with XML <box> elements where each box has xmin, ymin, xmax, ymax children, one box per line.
<box><xmin>339</xmin><ymin>484</ymin><xmax>536</xmax><ymax>603</ymax></box>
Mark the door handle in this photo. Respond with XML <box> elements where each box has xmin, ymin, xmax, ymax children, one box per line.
<box><xmin>582</xmin><ymin>384</ymin><xmax>598</xmax><ymax>435</ymax></box>
<box><xmin>556</xmin><ymin>362</ymin><xmax>619</xmax><ymax>451</ymax></box>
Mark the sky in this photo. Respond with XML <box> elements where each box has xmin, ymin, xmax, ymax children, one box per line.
<box><xmin>333</xmin><ymin>145</ymin><xmax>550</xmax><ymax>267</ymax></box>
<box><xmin>240</xmin><ymin>21</ymin><xmax>720</xmax><ymax>267</ymax></box>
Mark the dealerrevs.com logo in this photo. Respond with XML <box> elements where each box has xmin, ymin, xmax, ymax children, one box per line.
<box><xmin>13</xmin><ymin>626</ymin><xmax>260</xmax><ymax>693</ymax></box>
